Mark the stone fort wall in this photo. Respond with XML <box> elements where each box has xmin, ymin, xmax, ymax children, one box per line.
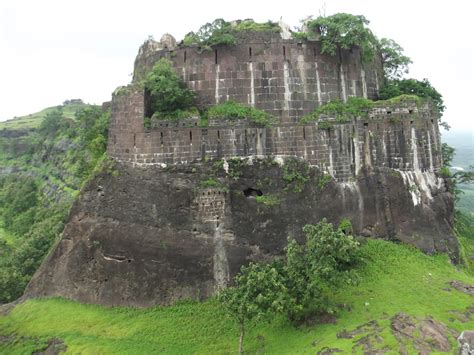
<box><xmin>133</xmin><ymin>33</ymin><xmax>382</xmax><ymax>124</ymax></box>
<box><xmin>108</xmin><ymin>88</ymin><xmax>443</xmax><ymax>181</ymax></box>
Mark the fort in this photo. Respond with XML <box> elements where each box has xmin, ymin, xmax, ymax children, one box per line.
<box><xmin>108</xmin><ymin>31</ymin><xmax>442</xmax><ymax>182</ymax></box>
<box><xmin>25</xmin><ymin>24</ymin><xmax>458</xmax><ymax>307</ymax></box>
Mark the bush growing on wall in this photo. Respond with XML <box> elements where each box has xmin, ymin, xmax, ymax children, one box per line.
<box><xmin>144</xmin><ymin>58</ymin><xmax>196</xmax><ymax>119</ymax></box>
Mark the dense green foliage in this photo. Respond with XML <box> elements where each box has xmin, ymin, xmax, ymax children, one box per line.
<box><xmin>219</xmin><ymin>219</ymin><xmax>360</xmax><ymax>352</ymax></box>
<box><xmin>379</xmin><ymin>78</ymin><xmax>445</xmax><ymax>114</ymax></box>
<box><xmin>377</xmin><ymin>38</ymin><xmax>412</xmax><ymax>79</ymax></box>
<box><xmin>282</xmin><ymin>158</ymin><xmax>310</xmax><ymax>192</ymax></box>
<box><xmin>0</xmin><ymin>106</ymin><xmax>110</xmax><ymax>303</ymax></box>
<box><xmin>183</xmin><ymin>18</ymin><xmax>279</xmax><ymax>48</ymax></box>
<box><xmin>305</xmin><ymin>13</ymin><xmax>377</xmax><ymax>62</ymax></box>
<box><xmin>283</xmin><ymin>220</ymin><xmax>360</xmax><ymax>321</ymax></box>
<box><xmin>207</xmin><ymin>101</ymin><xmax>276</xmax><ymax>126</ymax></box>
<box><xmin>2</xmin><ymin>236</ymin><xmax>473</xmax><ymax>353</ymax></box>
<box><xmin>301</xmin><ymin>97</ymin><xmax>373</xmax><ymax>124</ymax></box>
<box><xmin>144</xmin><ymin>58</ymin><xmax>196</xmax><ymax>121</ymax></box>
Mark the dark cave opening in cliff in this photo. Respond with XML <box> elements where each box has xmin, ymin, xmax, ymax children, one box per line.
<box><xmin>243</xmin><ymin>188</ymin><xmax>263</xmax><ymax>198</ymax></box>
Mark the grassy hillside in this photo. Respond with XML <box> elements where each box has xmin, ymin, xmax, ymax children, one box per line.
<box><xmin>0</xmin><ymin>105</ymin><xmax>109</xmax><ymax>303</ymax></box>
<box><xmin>0</xmin><ymin>103</ymin><xmax>93</xmax><ymax>131</ymax></box>
<box><xmin>2</xmin><ymin>236</ymin><xmax>474</xmax><ymax>354</ymax></box>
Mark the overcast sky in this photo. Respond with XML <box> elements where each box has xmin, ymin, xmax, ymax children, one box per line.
<box><xmin>0</xmin><ymin>0</ymin><xmax>473</xmax><ymax>133</ymax></box>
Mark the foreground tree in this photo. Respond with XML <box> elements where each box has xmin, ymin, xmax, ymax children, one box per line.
<box><xmin>218</xmin><ymin>261</ymin><xmax>287</xmax><ymax>354</ymax></box>
<box><xmin>283</xmin><ymin>219</ymin><xmax>361</xmax><ymax>321</ymax></box>
<box><xmin>219</xmin><ymin>219</ymin><xmax>360</xmax><ymax>352</ymax></box>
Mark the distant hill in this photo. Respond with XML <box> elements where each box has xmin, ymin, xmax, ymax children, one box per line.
<box><xmin>0</xmin><ymin>102</ymin><xmax>97</xmax><ymax>131</ymax></box>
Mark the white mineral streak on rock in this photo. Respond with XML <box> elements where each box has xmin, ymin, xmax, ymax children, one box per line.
<box><xmin>351</xmin><ymin>79</ymin><xmax>357</xmax><ymax>97</ymax></box>
<box><xmin>249</xmin><ymin>62</ymin><xmax>255</xmax><ymax>107</ymax></box>
<box><xmin>340</xmin><ymin>66</ymin><xmax>347</xmax><ymax>102</ymax></box>
<box><xmin>297</xmin><ymin>54</ymin><xmax>307</xmax><ymax>100</ymax></box>
<box><xmin>340</xmin><ymin>181</ymin><xmax>364</xmax><ymax>228</ymax></box>
<box><xmin>411</xmin><ymin>126</ymin><xmax>420</xmax><ymax>171</ymax></box>
<box><xmin>315</xmin><ymin>62</ymin><xmax>322</xmax><ymax>104</ymax></box>
<box><xmin>328</xmin><ymin>144</ymin><xmax>335</xmax><ymax>177</ymax></box>
<box><xmin>215</xmin><ymin>64</ymin><xmax>220</xmax><ymax>104</ymax></box>
<box><xmin>382</xmin><ymin>134</ymin><xmax>387</xmax><ymax>167</ymax></box>
<box><xmin>283</xmin><ymin>61</ymin><xmax>291</xmax><ymax>112</ymax></box>
<box><xmin>353</xmin><ymin>131</ymin><xmax>361</xmax><ymax>175</ymax></box>
<box><xmin>427</xmin><ymin>131</ymin><xmax>434</xmax><ymax>171</ymax></box>
<box><xmin>361</xmin><ymin>68</ymin><xmax>368</xmax><ymax>98</ymax></box>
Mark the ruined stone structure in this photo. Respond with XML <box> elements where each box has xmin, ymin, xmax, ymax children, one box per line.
<box><xmin>25</xmin><ymin>28</ymin><xmax>458</xmax><ymax>307</ymax></box>
<box><xmin>133</xmin><ymin>32</ymin><xmax>382</xmax><ymax>123</ymax></box>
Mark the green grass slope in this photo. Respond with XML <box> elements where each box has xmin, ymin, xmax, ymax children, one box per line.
<box><xmin>0</xmin><ymin>103</ymin><xmax>94</xmax><ymax>130</ymax></box>
<box><xmin>1</xmin><ymin>238</ymin><xmax>473</xmax><ymax>354</ymax></box>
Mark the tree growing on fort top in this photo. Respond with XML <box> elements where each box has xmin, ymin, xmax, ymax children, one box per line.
<box><xmin>306</xmin><ymin>13</ymin><xmax>377</xmax><ymax>62</ymax></box>
<box><xmin>144</xmin><ymin>58</ymin><xmax>195</xmax><ymax>117</ymax></box>
<box><xmin>377</xmin><ymin>38</ymin><xmax>412</xmax><ymax>80</ymax></box>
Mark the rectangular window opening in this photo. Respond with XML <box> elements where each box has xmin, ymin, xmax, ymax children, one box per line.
<box><xmin>215</xmin><ymin>49</ymin><xmax>218</xmax><ymax>65</ymax></box>
<box><xmin>184</xmin><ymin>51</ymin><xmax>187</xmax><ymax>63</ymax></box>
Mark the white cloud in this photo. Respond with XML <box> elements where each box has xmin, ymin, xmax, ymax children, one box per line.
<box><xmin>0</xmin><ymin>0</ymin><xmax>472</xmax><ymax>132</ymax></box>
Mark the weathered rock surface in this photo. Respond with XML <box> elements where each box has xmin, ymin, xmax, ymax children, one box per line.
<box><xmin>391</xmin><ymin>312</ymin><xmax>452</xmax><ymax>354</ymax></box>
<box><xmin>25</xmin><ymin>160</ymin><xmax>458</xmax><ymax>307</ymax></box>
<box><xmin>458</xmin><ymin>331</ymin><xmax>474</xmax><ymax>355</ymax></box>
<box><xmin>451</xmin><ymin>281</ymin><xmax>474</xmax><ymax>297</ymax></box>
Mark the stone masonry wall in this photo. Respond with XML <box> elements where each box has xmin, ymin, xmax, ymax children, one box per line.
<box><xmin>107</xmin><ymin>88</ymin><xmax>442</xmax><ymax>182</ymax></box>
<box><xmin>133</xmin><ymin>35</ymin><xmax>382</xmax><ymax>123</ymax></box>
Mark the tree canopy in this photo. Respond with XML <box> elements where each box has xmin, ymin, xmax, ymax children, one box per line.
<box><xmin>305</xmin><ymin>13</ymin><xmax>377</xmax><ymax>62</ymax></box>
<box><xmin>377</xmin><ymin>38</ymin><xmax>412</xmax><ymax>79</ymax></box>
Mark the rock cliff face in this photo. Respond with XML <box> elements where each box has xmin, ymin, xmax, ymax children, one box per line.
<box><xmin>25</xmin><ymin>160</ymin><xmax>457</xmax><ymax>307</ymax></box>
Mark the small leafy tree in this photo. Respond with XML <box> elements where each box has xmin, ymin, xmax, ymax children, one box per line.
<box><xmin>305</xmin><ymin>13</ymin><xmax>377</xmax><ymax>62</ymax></box>
<box><xmin>377</xmin><ymin>38</ymin><xmax>412</xmax><ymax>80</ymax></box>
<box><xmin>283</xmin><ymin>219</ymin><xmax>360</xmax><ymax>321</ymax></box>
<box><xmin>144</xmin><ymin>58</ymin><xmax>195</xmax><ymax>116</ymax></box>
<box><xmin>219</xmin><ymin>219</ymin><xmax>361</xmax><ymax>350</ymax></box>
<box><xmin>218</xmin><ymin>261</ymin><xmax>287</xmax><ymax>354</ymax></box>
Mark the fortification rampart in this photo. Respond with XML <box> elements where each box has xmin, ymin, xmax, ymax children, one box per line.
<box><xmin>133</xmin><ymin>33</ymin><xmax>382</xmax><ymax>123</ymax></box>
<box><xmin>108</xmin><ymin>88</ymin><xmax>442</xmax><ymax>181</ymax></box>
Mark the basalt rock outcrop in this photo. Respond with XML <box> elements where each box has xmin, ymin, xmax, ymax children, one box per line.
<box><xmin>25</xmin><ymin>26</ymin><xmax>458</xmax><ymax>306</ymax></box>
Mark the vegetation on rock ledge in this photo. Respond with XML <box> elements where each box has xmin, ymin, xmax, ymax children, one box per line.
<box><xmin>207</xmin><ymin>101</ymin><xmax>276</xmax><ymax>127</ymax></box>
